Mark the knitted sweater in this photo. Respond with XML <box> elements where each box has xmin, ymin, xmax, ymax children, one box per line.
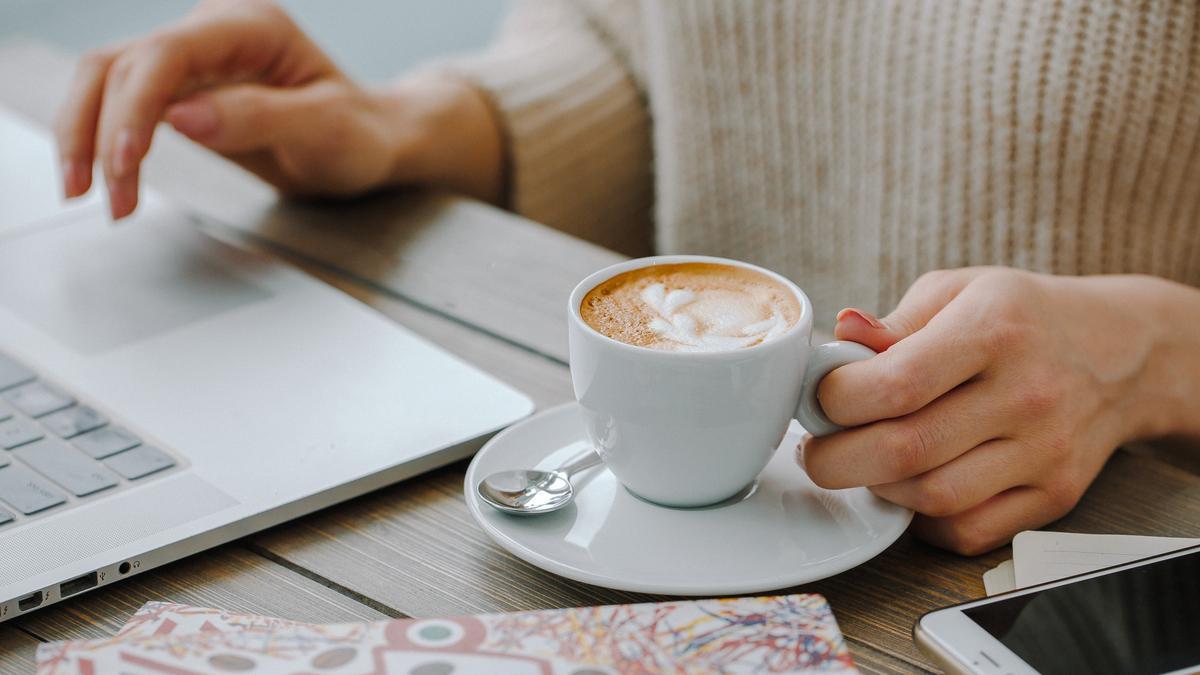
<box><xmin>456</xmin><ymin>0</ymin><xmax>1200</xmax><ymax>327</ymax></box>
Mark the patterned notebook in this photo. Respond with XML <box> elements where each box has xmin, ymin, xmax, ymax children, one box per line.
<box><xmin>36</xmin><ymin>595</ymin><xmax>857</xmax><ymax>674</ymax></box>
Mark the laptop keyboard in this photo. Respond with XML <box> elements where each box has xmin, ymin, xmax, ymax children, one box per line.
<box><xmin>0</xmin><ymin>351</ymin><xmax>178</xmax><ymax>527</ymax></box>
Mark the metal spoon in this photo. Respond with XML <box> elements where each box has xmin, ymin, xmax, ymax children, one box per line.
<box><xmin>477</xmin><ymin>448</ymin><xmax>604</xmax><ymax>515</ymax></box>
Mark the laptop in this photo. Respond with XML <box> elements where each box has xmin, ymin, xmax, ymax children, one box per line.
<box><xmin>0</xmin><ymin>107</ymin><xmax>534</xmax><ymax>621</ymax></box>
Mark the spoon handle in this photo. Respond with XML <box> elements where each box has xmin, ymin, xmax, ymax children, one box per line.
<box><xmin>560</xmin><ymin>448</ymin><xmax>604</xmax><ymax>478</ymax></box>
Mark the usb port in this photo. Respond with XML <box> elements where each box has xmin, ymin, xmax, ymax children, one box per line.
<box><xmin>59</xmin><ymin>572</ymin><xmax>97</xmax><ymax>598</ymax></box>
<box><xmin>17</xmin><ymin>592</ymin><xmax>43</xmax><ymax>611</ymax></box>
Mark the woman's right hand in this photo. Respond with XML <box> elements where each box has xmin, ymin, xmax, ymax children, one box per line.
<box><xmin>55</xmin><ymin>0</ymin><xmax>504</xmax><ymax>219</ymax></box>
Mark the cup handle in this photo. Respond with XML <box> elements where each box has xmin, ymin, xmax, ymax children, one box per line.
<box><xmin>795</xmin><ymin>340</ymin><xmax>878</xmax><ymax>437</ymax></box>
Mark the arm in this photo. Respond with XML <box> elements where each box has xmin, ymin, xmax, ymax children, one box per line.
<box><xmin>55</xmin><ymin>0</ymin><xmax>652</xmax><ymax>246</ymax></box>
<box><xmin>1115</xmin><ymin>275</ymin><xmax>1200</xmax><ymax>442</ymax></box>
<box><xmin>443</xmin><ymin>0</ymin><xmax>654</xmax><ymax>255</ymax></box>
<box><xmin>55</xmin><ymin>0</ymin><xmax>506</xmax><ymax>218</ymax></box>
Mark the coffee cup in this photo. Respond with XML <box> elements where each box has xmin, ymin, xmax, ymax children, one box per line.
<box><xmin>567</xmin><ymin>255</ymin><xmax>876</xmax><ymax>507</ymax></box>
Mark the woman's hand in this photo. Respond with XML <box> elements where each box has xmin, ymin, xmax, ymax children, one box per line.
<box><xmin>54</xmin><ymin>0</ymin><xmax>503</xmax><ymax>219</ymax></box>
<box><xmin>800</xmin><ymin>267</ymin><xmax>1200</xmax><ymax>554</ymax></box>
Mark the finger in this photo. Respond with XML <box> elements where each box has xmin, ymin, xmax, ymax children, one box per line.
<box><xmin>882</xmin><ymin>268</ymin><xmax>998</xmax><ymax>338</ymax></box>
<box><xmin>869</xmin><ymin>439</ymin><xmax>1031</xmax><ymax>516</ymax></box>
<box><xmin>912</xmin><ymin>485</ymin><xmax>1075</xmax><ymax>556</ymax></box>
<box><xmin>819</xmin><ymin>270</ymin><xmax>993</xmax><ymax>426</ymax></box>
<box><xmin>93</xmin><ymin>42</ymin><xmax>181</xmax><ymax>218</ymax></box>
<box><xmin>95</xmin><ymin>39</ymin><xmax>188</xmax><ymax>186</ymax></box>
<box><xmin>801</xmin><ymin>380</ymin><xmax>1001</xmax><ymax>488</ymax></box>
<box><xmin>831</xmin><ymin>267</ymin><xmax>1001</xmax><ymax>350</ymax></box>
<box><xmin>819</xmin><ymin>289</ymin><xmax>992</xmax><ymax>426</ymax></box>
<box><xmin>53</xmin><ymin>46</ymin><xmax>121</xmax><ymax>198</ymax></box>
<box><xmin>792</xmin><ymin>434</ymin><xmax>811</xmax><ymax>467</ymax></box>
<box><xmin>95</xmin><ymin>15</ymin><xmax>319</xmax><ymax>216</ymax></box>
<box><xmin>164</xmin><ymin>83</ymin><xmax>324</xmax><ymax>154</ymax></box>
<box><xmin>105</xmin><ymin>163</ymin><xmax>140</xmax><ymax>220</ymax></box>
<box><xmin>97</xmin><ymin>51</ymin><xmax>156</xmax><ymax>219</ymax></box>
<box><xmin>830</xmin><ymin>274</ymin><xmax>971</xmax><ymax>356</ymax></box>
<box><xmin>833</xmin><ymin>308</ymin><xmax>903</xmax><ymax>353</ymax></box>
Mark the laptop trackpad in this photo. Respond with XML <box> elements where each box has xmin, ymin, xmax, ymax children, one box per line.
<box><xmin>0</xmin><ymin>199</ymin><xmax>272</xmax><ymax>355</ymax></box>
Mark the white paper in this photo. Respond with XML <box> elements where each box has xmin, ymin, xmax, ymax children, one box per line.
<box><xmin>982</xmin><ymin>559</ymin><xmax>1016</xmax><ymax>596</ymax></box>
<box><xmin>1011</xmin><ymin>531</ymin><xmax>1200</xmax><ymax>588</ymax></box>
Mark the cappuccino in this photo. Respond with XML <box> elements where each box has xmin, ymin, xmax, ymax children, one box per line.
<box><xmin>580</xmin><ymin>263</ymin><xmax>801</xmax><ymax>352</ymax></box>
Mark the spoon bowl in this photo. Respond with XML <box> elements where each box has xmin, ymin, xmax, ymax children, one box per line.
<box><xmin>478</xmin><ymin>469</ymin><xmax>574</xmax><ymax>515</ymax></box>
<box><xmin>476</xmin><ymin>449</ymin><xmax>603</xmax><ymax>515</ymax></box>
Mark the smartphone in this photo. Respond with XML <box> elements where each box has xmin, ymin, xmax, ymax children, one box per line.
<box><xmin>913</xmin><ymin>543</ymin><xmax>1200</xmax><ymax>675</ymax></box>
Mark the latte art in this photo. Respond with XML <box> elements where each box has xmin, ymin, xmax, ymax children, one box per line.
<box><xmin>640</xmin><ymin>283</ymin><xmax>791</xmax><ymax>351</ymax></box>
<box><xmin>580</xmin><ymin>262</ymin><xmax>801</xmax><ymax>352</ymax></box>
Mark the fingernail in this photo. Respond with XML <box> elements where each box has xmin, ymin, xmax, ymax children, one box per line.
<box><xmin>106</xmin><ymin>176</ymin><xmax>135</xmax><ymax>220</ymax></box>
<box><xmin>836</xmin><ymin>308</ymin><xmax>886</xmax><ymax>330</ymax></box>
<box><xmin>794</xmin><ymin>434</ymin><xmax>813</xmax><ymax>468</ymax></box>
<box><xmin>113</xmin><ymin>129</ymin><xmax>140</xmax><ymax>176</ymax></box>
<box><xmin>166</xmin><ymin>98</ymin><xmax>218</xmax><ymax>139</ymax></box>
<box><xmin>61</xmin><ymin>159</ymin><xmax>84</xmax><ymax>197</ymax></box>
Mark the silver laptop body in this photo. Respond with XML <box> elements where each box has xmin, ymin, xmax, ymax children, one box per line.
<box><xmin>0</xmin><ymin>108</ymin><xmax>533</xmax><ymax>621</ymax></box>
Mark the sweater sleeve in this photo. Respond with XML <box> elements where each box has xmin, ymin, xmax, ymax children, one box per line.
<box><xmin>443</xmin><ymin>0</ymin><xmax>654</xmax><ymax>256</ymax></box>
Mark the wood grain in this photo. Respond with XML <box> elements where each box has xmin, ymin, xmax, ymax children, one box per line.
<box><xmin>1122</xmin><ymin>438</ymin><xmax>1200</xmax><ymax>485</ymax></box>
<box><xmin>253</xmin><ymin>443</ymin><xmax>1199</xmax><ymax>674</ymax></box>
<box><xmin>0</xmin><ymin>627</ymin><xmax>39</xmax><ymax>675</ymax></box>
<box><xmin>12</xmin><ymin>546</ymin><xmax>386</xmax><ymax>643</ymax></box>
<box><xmin>239</xmin><ymin>192</ymin><xmax>623</xmax><ymax>363</ymax></box>
<box><xmin>847</xmin><ymin>639</ymin><xmax>934</xmax><ymax>675</ymax></box>
<box><xmin>249</xmin><ymin>463</ymin><xmax>919</xmax><ymax>672</ymax></box>
<box><xmin>797</xmin><ymin>449</ymin><xmax>1200</xmax><ymax>668</ymax></box>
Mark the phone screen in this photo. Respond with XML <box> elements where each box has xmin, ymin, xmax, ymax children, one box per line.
<box><xmin>962</xmin><ymin>547</ymin><xmax>1200</xmax><ymax>675</ymax></box>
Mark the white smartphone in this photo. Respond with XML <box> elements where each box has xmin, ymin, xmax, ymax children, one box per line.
<box><xmin>914</xmin><ymin>543</ymin><xmax>1200</xmax><ymax>675</ymax></box>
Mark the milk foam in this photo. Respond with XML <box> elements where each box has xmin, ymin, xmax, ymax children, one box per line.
<box><xmin>640</xmin><ymin>283</ymin><xmax>791</xmax><ymax>352</ymax></box>
<box><xmin>580</xmin><ymin>262</ymin><xmax>802</xmax><ymax>352</ymax></box>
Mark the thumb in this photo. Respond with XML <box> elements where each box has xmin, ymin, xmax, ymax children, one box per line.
<box><xmin>165</xmin><ymin>84</ymin><xmax>316</xmax><ymax>153</ymax></box>
<box><xmin>834</xmin><ymin>269</ymin><xmax>981</xmax><ymax>351</ymax></box>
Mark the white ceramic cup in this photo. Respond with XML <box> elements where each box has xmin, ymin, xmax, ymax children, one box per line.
<box><xmin>568</xmin><ymin>255</ymin><xmax>876</xmax><ymax>507</ymax></box>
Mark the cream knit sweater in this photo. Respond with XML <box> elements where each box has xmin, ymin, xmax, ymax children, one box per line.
<box><xmin>457</xmin><ymin>1</ymin><xmax>1200</xmax><ymax>327</ymax></box>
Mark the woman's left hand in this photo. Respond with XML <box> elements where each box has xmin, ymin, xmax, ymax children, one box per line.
<box><xmin>800</xmin><ymin>267</ymin><xmax>1192</xmax><ymax>554</ymax></box>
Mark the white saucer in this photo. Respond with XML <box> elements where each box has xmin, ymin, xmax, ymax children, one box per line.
<box><xmin>465</xmin><ymin>402</ymin><xmax>913</xmax><ymax>596</ymax></box>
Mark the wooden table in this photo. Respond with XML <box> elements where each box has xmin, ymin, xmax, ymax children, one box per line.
<box><xmin>2</xmin><ymin>40</ymin><xmax>1199</xmax><ymax>674</ymax></box>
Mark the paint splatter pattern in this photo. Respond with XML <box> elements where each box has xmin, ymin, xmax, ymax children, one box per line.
<box><xmin>36</xmin><ymin>595</ymin><xmax>857</xmax><ymax>674</ymax></box>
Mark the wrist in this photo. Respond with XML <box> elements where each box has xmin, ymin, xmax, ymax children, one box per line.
<box><xmin>371</xmin><ymin>72</ymin><xmax>505</xmax><ymax>204</ymax></box>
<box><xmin>1102</xmin><ymin>275</ymin><xmax>1200</xmax><ymax>442</ymax></box>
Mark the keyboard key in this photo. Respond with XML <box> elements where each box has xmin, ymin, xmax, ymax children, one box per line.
<box><xmin>73</xmin><ymin>426</ymin><xmax>140</xmax><ymax>459</ymax></box>
<box><xmin>105</xmin><ymin>446</ymin><xmax>175</xmax><ymax>480</ymax></box>
<box><xmin>0</xmin><ymin>353</ymin><xmax>35</xmax><ymax>391</ymax></box>
<box><xmin>0</xmin><ymin>505</ymin><xmax>12</xmax><ymax>525</ymax></box>
<box><xmin>0</xmin><ymin>400</ymin><xmax>13</xmax><ymax>422</ymax></box>
<box><xmin>0</xmin><ymin>464</ymin><xmax>66</xmax><ymax>514</ymax></box>
<box><xmin>15</xmin><ymin>438</ymin><xmax>118</xmax><ymax>497</ymax></box>
<box><xmin>3</xmin><ymin>381</ymin><xmax>74</xmax><ymax>418</ymax></box>
<box><xmin>41</xmin><ymin>405</ymin><xmax>108</xmax><ymax>439</ymax></box>
<box><xmin>0</xmin><ymin>418</ymin><xmax>43</xmax><ymax>449</ymax></box>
